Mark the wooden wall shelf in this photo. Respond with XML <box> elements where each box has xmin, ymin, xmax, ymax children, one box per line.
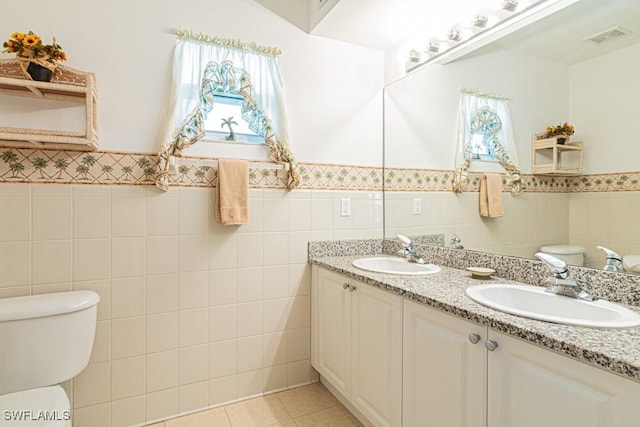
<box><xmin>0</xmin><ymin>59</ymin><xmax>98</xmax><ymax>151</ymax></box>
<box><xmin>531</xmin><ymin>133</ymin><xmax>583</xmax><ymax>175</ymax></box>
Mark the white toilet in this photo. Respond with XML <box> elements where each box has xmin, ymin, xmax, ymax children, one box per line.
<box><xmin>0</xmin><ymin>291</ymin><xmax>100</xmax><ymax>426</ymax></box>
<box><xmin>539</xmin><ymin>244</ymin><xmax>586</xmax><ymax>266</ymax></box>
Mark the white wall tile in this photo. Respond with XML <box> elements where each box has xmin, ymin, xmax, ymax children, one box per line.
<box><xmin>208</xmin><ymin>375</ymin><xmax>237</xmax><ymax>407</ymax></box>
<box><xmin>209</xmin><ymin>268</ymin><xmax>237</xmax><ymax>306</ymax></box>
<box><xmin>32</xmin><ymin>240</ymin><xmax>72</xmax><ymax>284</ymax></box>
<box><xmin>237</xmin><ymin>197</ymin><xmax>264</xmax><ymax>234</ymax></box>
<box><xmin>263</xmin><ymin>232</ymin><xmax>289</xmax><ymax>266</ymax></box>
<box><xmin>146</xmin><ymin>274</ymin><xmax>178</xmax><ymax>314</ymax></box>
<box><xmin>263</xmin><ymin>364</ymin><xmax>288</xmax><ymax>393</ymax></box>
<box><xmin>146</xmin><ymin>350</ymin><xmax>178</xmax><ymax>392</ymax></box>
<box><xmin>90</xmin><ymin>321</ymin><xmax>111</xmax><ymax>363</ymax></box>
<box><xmin>263</xmin><ymin>193</ymin><xmax>289</xmax><ymax>232</ymax></box>
<box><xmin>147</xmin><ymin>236</ymin><xmax>178</xmax><ymax>275</ymax></box>
<box><xmin>112</xmin><ymin>195</ymin><xmax>146</xmax><ymax>238</ymax></box>
<box><xmin>179</xmin><ymin>271</ymin><xmax>209</xmax><ymax>309</ymax></box>
<box><xmin>237</xmin><ymin>335</ymin><xmax>264</xmax><ymax>373</ymax></box>
<box><xmin>287</xmin><ymin>328</ymin><xmax>311</xmax><ymax>362</ymax></box>
<box><xmin>32</xmin><ymin>282</ymin><xmax>72</xmax><ymax>294</ymax></box>
<box><xmin>179</xmin><ymin>345</ymin><xmax>209</xmax><ymax>385</ymax></box>
<box><xmin>311</xmin><ymin>198</ymin><xmax>333</xmax><ymax>231</ymax></box>
<box><xmin>178</xmin><ymin>381</ymin><xmax>209</xmax><ymax>415</ymax></box>
<box><xmin>111</xmin><ymin>356</ymin><xmax>145</xmax><ymax>400</ymax></box>
<box><xmin>263</xmin><ymin>298</ymin><xmax>290</xmax><ymax>334</ymax></box>
<box><xmin>111</xmin><ymin>316</ymin><xmax>145</xmax><ymax>359</ymax></box>
<box><xmin>147</xmin><ymin>312</ymin><xmax>178</xmax><ymax>353</ymax></box>
<box><xmin>111</xmin><ymin>276</ymin><xmax>146</xmax><ymax>319</ymax></box>
<box><xmin>73</xmin><ymin>362</ymin><xmax>110</xmax><ymax>408</ymax></box>
<box><xmin>263</xmin><ymin>332</ymin><xmax>287</xmax><ymax>367</ymax></box>
<box><xmin>73</xmin><ymin>239</ymin><xmax>110</xmax><ymax>281</ymax></box>
<box><xmin>146</xmin><ymin>196</ymin><xmax>178</xmax><ymax>236</ymax></box>
<box><xmin>179</xmin><ymin>194</ymin><xmax>210</xmax><ymax>235</ymax></box>
<box><xmin>209</xmin><ymin>340</ymin><xmax>237</xmax><ymax>379</ymax></box>
<box><xmin>73</xmin><ymin>403</ymin><xmax>110</xmax><ymax>427</ymax></box>
<box><xmin>32</xmin><ymin>188</ymin><xmax>72</xmax><ymax>240</ymax></box>
<box><xmin>237</xmin><ymin>233</ymin><xmax>263</xmax><ymax>268</ymax></box>
<box><xmin>0</xmin><ymin>185</ymin><xmax>30</xmax><ymax>241</ymax></box>
<box><xmin>146</xmin><ymin>388</ymin><xmax>178</xmax><ymax>425</ymax></box>
<box><xmin>287</xmin><ymin>360</ymin><xmax>311</xmax><ymax>387</ymax></box>
<box><xmin>288</xmin><ymin>296</ymin><xmax>310</xmax><ymax>329</ymax></box>
<box><xmin>209</xmin><ymin>233</ymin><xmax>237</xmax><ymax>270</ymax></box>
<box><xmin>288</xmin><ymin>263</ymin><xmax>310</xmax><ymax>297</ymax></box>
<box><xmin>179</xmin><ymin>235</ymin><xmax>209</xmax><ymax>272</ymax></box>
<box><xmin>263</xmin><ymin>265</ymin><xmax>288</xmax><ymax>300</ymax></box>
<box><xmin>237</xmin><ymin>301</ymin><xmax>263</xmax><ymax>337</ymax></box>
<box><xmin>111</xmin><ymin>238</ymin><xmax>146</xmax><ymax>278</ymax></box>
<box><xmin>0</xmin><ymin>241</ymin><xmax>30</xmax><ymax>287</ymax></box>
<box><xmin>74</xmin><ymin>188</ymin><xmax>110</xmax><ymax>239</ymax></box>
<box><xmin>237</xmin><ymin>267</ymin><xmax>263</xmax><ymax>303</ymax></box>
<box><xmin>288</xmin><ymin>231</ymin><xmax>311</xmax><ymax>264</ymax></box>
<box><xmin>111</xmin><ymin>395</ymin><xmax>145</xmax><ymax>427</ymax></box>
<box><xmin>236</xmin><ymin>369</ymin><xmax>263</xmax><ymax>400</ymax></box>
<box><xmin>209</xmin><ymin>305</ymin><xmax>237</xmax><ymax>342</ymax></box>
<box><xmin>179</xmin><ymin>308</ymin><xmax>209</xmax><ymax>347</ymax></box>
<box><xmin>288</xmin><ymin>199</ymin><xmax>312</xmax><ymax>231</ymax></box>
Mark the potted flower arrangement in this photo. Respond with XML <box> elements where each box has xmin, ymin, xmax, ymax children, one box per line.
<box><xmin>2</xmin><ymin>31</ymin><xmax>66</xmax><ymax>82</ymax></box>
<box><xmin>544</xmin><ymin>122</ymin><xmax>575</xmax><ymax>145</ymax></box>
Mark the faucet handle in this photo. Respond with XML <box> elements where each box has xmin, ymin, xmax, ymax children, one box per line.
<box><xmin>535</xmin><ymin>252</ymin><xmax>569</xmax><ymax>279</ymax></box>
<box><xmin>597</xmin><ymin>246</ymin><xmax>622</xmax><ymax>261</ymax></box>
<box><xmin>397</xmin><ymin>234</ymin><xmax>412</xmax><ymax>249</ymax></box>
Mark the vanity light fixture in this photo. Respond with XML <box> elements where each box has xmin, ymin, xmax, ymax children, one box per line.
<box><xmin>502</xmin><ymin>0</ymin><xmax>519</xmax><ymax>12</ymax></box>
<box><xmin>408</xmin><ymin>49</ymin><xmax>421</xmax><ymax>62</ymax></box>
<box><xmin>472</xmin><ymin>14</ymin><xmax>489</xmax><ymax>28</ymax></box>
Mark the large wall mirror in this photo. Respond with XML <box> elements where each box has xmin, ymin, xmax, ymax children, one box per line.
<box><xmin>383</xmin><ymin>0</ymin><xmax>640</xmax><ymax>274</ymax></box>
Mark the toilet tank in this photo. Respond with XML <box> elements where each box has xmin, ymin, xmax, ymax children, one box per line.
<box><xmin>539</xmin><ymin>245</ymin><xmax>586</xmax><ymax>266</ymax></box>
<box><xmin>0</xmin><ymin>291</ymin><xmax>100</xmax><ymax>396</ymax></box>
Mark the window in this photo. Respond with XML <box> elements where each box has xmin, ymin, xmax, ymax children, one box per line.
<box><xmin>203</xmin><ymin>93</ymin><xmax>264</xmax><ymax>144</ymax></box>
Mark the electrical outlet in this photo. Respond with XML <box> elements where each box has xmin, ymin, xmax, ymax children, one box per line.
<box><xmin>413</xmin><ymin>198</ymin><xmax>422</xmax><ymax>215</ymax></box>
<box><xmin>341</xmin><ymin>198</ymin><xmax>351</xmax><ymax>217</ymax></box>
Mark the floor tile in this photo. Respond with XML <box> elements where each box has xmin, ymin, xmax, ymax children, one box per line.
<box><xmin>225</xmin><ymin>395</ymin><xmax>292</xmax><ymax>427</ymax></box>
<box><xmin>276</xmin><ymin>383</ymin><xmax>339</xmax><ymax>419</ymax></box>
<box><xmin>165</xmin><ymin>407</ymin><xmax>230</xmax><ymax>427</ymax></box>
<box><xmin>293</xmin><ymin>406</ymin><xmax>363</xmax><ymax>427</ymax></box>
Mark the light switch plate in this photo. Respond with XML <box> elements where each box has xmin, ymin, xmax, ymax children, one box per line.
<box><xmin>413</xmin><ymin>198</ymin><xmax>422</xmax><ymax>215</ymax></box>
<box><xmin>341</xmin><ymin>198</ymin><xmax>351</xmax><ymax>217</ymax></box>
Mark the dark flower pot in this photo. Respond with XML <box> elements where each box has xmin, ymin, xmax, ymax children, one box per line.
<box><xmin>556</xmin><ymin>137</ymin><xmax>566</xmax><ymax>145</ymax></box>
<box><xmin>26</xmin><ymin>62</ymin><xmax>53</xmax><ymax>82</ymax></box>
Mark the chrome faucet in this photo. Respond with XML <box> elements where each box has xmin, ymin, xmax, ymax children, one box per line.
<box><xmin>450</xmin><ymin>234</ymin><xmax>464</xmax><ymax>249</ymax></box>
<box><xmin>397</xmin><ymin>234</ymin><xmax>426</xmax><ymax>264</ymax></box>
<box><xmin>535</xmin><ymin>252</ymin><xmax>597</xmax><ymax>301</ymax></box>
<box><xmin>597</xmin><ymin>246</ymin><xmax>623</xmax><ymax>272</ymax></box>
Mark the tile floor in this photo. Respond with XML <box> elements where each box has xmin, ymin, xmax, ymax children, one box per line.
<box><xmin>146</xmin><ymin>383</ymin><xmax>363</xmax><ymax>427</ymax></box>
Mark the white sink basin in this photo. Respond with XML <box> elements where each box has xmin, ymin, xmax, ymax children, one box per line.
<box><xmin>352</xmin><ymin>257</ymin><xmax>441</xmax><ymax>276</ymax></box>
<box><xmin>466</xmin><ymin>284</ymin><xmax>640</xmax><ymax>328</ymax></box>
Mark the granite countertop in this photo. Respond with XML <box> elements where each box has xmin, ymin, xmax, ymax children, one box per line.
<box><xmin>310</xmin><ymin>254</ymin><xmax>640</xmax><ymax>383</ymax></box>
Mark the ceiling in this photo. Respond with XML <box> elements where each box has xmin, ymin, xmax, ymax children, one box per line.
<box><xmin>255</xmin><ymin>0</ymin><xmax>640</xmax><ymax>66</ymax></box>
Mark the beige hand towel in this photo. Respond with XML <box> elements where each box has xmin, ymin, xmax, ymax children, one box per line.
<box><xmin>479</xmin><ymin>173</ymin><xmax>504</xmax><ymax>218</ymax></box>
<box><xmin>215</xmin><ymin>159</ymin><xmax>249</xmax><ymax>225</ymax></box>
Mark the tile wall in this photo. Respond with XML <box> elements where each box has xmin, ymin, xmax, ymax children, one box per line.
<box><xmin>0</xmin><ymin>184</ymin><xmax>382</xmax><ymax>427</ymax></box>
<box><xmin>385</xmin><ymin>191</ymin><xmax>569</xmax><ymax>259</ymax></box>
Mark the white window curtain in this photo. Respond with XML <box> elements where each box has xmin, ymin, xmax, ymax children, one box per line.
<box><xmin>452</xmin><ymin>88</ymin><xmax>523</xmax><ymax>195</ymax></box>
<box><xmin>156</xmin><ymin>31</ymin><xmax>299</xmax><ymax>191</ymax></box>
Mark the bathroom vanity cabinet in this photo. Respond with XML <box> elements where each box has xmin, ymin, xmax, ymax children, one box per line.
<box><xmin>311</xmin><ymin>267</ymin><xmax>403</xmax><ymax>427</ymax></box>
<box><xmin>404</xmin><ymin>299</ymin><xmax>639</xmax><ymax>427</ymax></box>
<box><xmin>312</xmin><ymin>265</ymin><xmax>640</xmax><ymax>427</ymax></box>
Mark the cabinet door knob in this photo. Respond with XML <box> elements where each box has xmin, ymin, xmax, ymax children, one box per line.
<box><xmin>468</xmin><ymin>333</ymin><xmax>481</xmax><ymax>344</ymax></box>
<box><xmin>348</xmin><ymin>284</ymin><xmax>357</xmax><ymax>292</ymax></box>
<box><xmin>343</xmin><ymin>283</ymin><xmax>350</xmax><ymax>290</ymax></box>
<box><xmin>485</xmin><ymin>339</ymin><xmax>499</xmax><ymax>351</ymax></box>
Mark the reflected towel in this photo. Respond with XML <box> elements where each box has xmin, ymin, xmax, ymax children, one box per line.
<box><xmin>215</xmin><ymin>159</ymin><xmax>249</xmax><ymax>225</ymax></box>
<box><xmin>479</xmin><ymin>173</ymin><xmax>503</xmax><ymax>218</ymax></box>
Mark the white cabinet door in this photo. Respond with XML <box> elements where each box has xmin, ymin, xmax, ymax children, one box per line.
<box><xmin>314</xmin><ymin>268</ymin><xmax>352</xmax><ymax>398</ymax></box>
<box><xmin>488</xmin><ymin>331</ymin><xmax>640</xmax><ymax>427</ymax></box>
<box><xmin>351</xmin><ymin>281</ymin><xmax>403</xmax><ymax>427</ymax></box>
<box><xmin>403</xmin><ymin>300</ymin><xmax>486</xmax><ymax>427</ymax></box>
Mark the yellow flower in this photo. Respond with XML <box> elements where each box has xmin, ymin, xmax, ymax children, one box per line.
<box><xmin>22</xmin><ymin>34</ymin><xmax>40</xmax><ymax>49</ymax></box>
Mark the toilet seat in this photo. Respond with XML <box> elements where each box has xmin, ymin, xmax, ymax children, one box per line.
<box><xmin>0</xmin><ymin>385</ymin><xmax>70</xmax><ymax>426</ymax></box>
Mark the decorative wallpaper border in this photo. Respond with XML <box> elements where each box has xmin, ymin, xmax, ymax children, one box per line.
<box><xmin>0</xmin><ymin>147</ymin><xmax>382</xmax><ymax>191</ymax></box>
<box><xmin>0</xmin><ymin>147</ymin><xmax>637</xmax><ymax>193</ymax></box>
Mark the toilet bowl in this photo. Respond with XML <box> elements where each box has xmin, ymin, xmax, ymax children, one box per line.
<box><xmin>0</xmin><ymin>291</ymin><xmax>100</xmax><ymax>426</ymax></box>
<box><xmin>539</xmin><ymin>244</ymin><xmax>586</xmax><ymax>266</ymax></box>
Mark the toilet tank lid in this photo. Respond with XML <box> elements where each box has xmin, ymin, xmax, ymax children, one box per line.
<box><xmin>540</xmin><ymin>245</ymin><xmax>586</xmax><ymax>255</ymax></box>
<box><xmin>0</xmin><ymin>290</ymin><xmax>100</xmax><ymax>322</ymax></box>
